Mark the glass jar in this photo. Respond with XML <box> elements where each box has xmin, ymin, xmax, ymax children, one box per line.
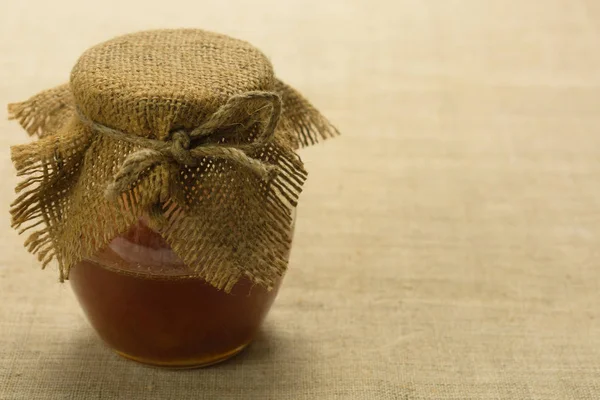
<box><xmin>69</xmin><ymin>214</ymin><xmax>294</xmax><ymax>368</ymax></box>
<box><xmin>9</xmin><ymin>28</ymin><xmax>338</xmax><ymax>370</ymax></box>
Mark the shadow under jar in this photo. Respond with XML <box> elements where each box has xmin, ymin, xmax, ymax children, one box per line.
<box><xmin>69</xmin><ymin>215</ymin><xmax>294</xmax><ymax>368</ymax></box>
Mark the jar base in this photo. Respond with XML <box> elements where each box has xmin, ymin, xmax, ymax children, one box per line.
<box><xmin>114</xmin><ymin>342</ymin><xmax>249</xmax><ymax>369</ymax></box>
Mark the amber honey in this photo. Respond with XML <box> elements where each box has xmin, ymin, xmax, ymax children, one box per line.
<box><xmin>69</xmin><ymin>220</ymin><xmax>286</xmax><ymax>368</ymax></box>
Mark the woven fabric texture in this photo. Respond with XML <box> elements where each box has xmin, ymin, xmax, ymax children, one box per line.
<box><xmin>8</xmin><ymin>29</ymin><xmax>337</xmax><ymax>291</ymax></box>
<box><xmin>1</xmin><ymin>0</ymin><xmax>599</xmax><ymax>399</ymax></box>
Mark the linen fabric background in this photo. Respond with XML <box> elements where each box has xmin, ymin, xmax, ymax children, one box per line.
<box><xmin>1</xmin><ymin>0</ymin><xmax>599</xmax><ymax>399</ymax></box>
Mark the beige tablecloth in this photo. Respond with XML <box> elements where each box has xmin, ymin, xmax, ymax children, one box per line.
<box><xmin>1</xmin><ymin>1</ymin><xmax>599</xmax><ymax>399</ymax></box>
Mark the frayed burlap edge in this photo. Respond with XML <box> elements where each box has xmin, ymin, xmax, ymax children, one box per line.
<box><xmin>8</xmin><ymin>84</ymin><xmax>75</xmax><ymax>138</ymax></box>
<box><xmin>8</xmin><ymin>81</ymin><xmax>337</xmax><ymax>291</ymax></box>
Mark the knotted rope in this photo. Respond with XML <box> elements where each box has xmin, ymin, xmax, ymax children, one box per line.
<box><xmin>77</xmin><ymin>92</ymin><xmax>282</xmax><ymax>201</ymax></box>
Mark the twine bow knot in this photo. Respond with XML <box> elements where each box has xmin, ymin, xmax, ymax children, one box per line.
<box><xmin>78</xmin><ymin>92</ymin><xmax>282</xmax><ymax>202</ymax></box>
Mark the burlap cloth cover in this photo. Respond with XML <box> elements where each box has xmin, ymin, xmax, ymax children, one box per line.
<box><xmin>8</xmin><ymin>29</ymin><xmax>337</xmax><ymax>291</ymax></box>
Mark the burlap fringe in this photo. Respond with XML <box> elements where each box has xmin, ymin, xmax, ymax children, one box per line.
<box><xmin>139</xmin><ymin>145</ymin><xmax>307</xmax><ymax>292</ymax></box>
<box><xmin>9</xmin><ymin>114</ymin><xmax>92</xmax><ymax>280</ymax></box>
<box><xmin>10</xmin><ymin>145</ymin><xmax>58</xmax><ymax>273</ymax></box>
<box><xmin>8</xmin><ymin>84</ymin><xmax>74</xmax><ymax>138</ymax></box>
<box><xmin>276</xmin><ymin>79</ymin><xmax>339</xmax><ymax>148</ymax></box>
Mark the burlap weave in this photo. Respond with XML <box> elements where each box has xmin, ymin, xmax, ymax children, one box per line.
<box><xmin>8</xmin><ymin>29</ymin><xmax>337</xmax><ymax>291</ymax></box>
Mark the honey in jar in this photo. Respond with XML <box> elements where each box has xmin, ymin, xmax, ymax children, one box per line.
<box><xmin>70</xmin><ymin>218</ymin><xmax>289</xmax><ymax>367</ymax></box>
